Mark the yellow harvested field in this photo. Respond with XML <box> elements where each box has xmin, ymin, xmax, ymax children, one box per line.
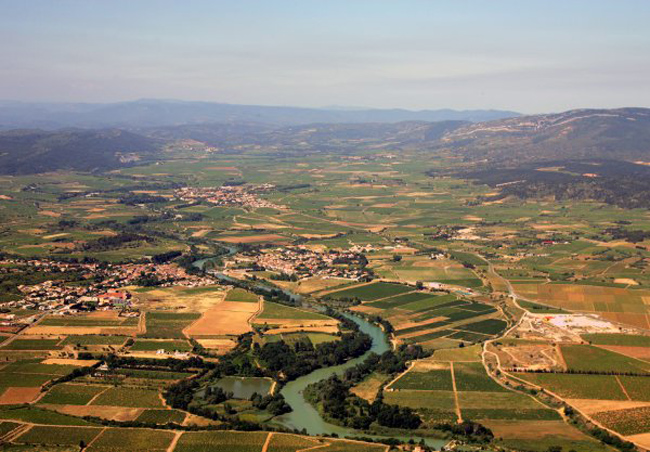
<box><xmin>627</xmin><ymin>432</ymin><xmax>650</xmax><ymax>450</ymax></box>
<box><xmin>41</xmin><ymin>358</ymin><xmax>100</xmax><ymax>366</ymax></box>
<box><xmin>273</xmin><ymin>276</ymin><xmax>356</xmax><ymax>295</ymax></box>
<box><xmin>25</xmin><ymin>326</ymin><xmax>138</xmax><ymax>336</ymax></box>
<box><xmin>49</xmin><ymin>404</ymin><xmax>143</xmax><ymax>421</ymax></box>
<box><xmin>0</xmin><ymin>387</ymin><xmax>41</xmax><ymax>404</ymax></box>
<box><xmin>567</xmin><ymin>399</ymin><xmax>650</xmax><ymax>415</ymax></box>
<box><xmin>393</xmin><ymin>316</ymin><xmax>446</xmax><ymax>331</ymax></box>
<box><xmin>596</xmin><ymin>345</ymin><xmax>650</xmax><ymax>361</ymax></box>
<box><xmin>217</xmin><ymin>234</ymin><xmax>286</xmax><ymax>244</ymax></box>
<box><xmin>133</xmin><ymin>286</ymin><xmax>225</xmax><ymax>312</ymax></box>
<box><xmin>412</xmin><ymin>361</ymin><xmax>450</xmax><ymax>371</ymax></box>
<box><xmin>614</xmin><ymin>278</ymin><xmax>639</xmax><ymax>285</ymax></box>
<box><xmin>191</xmin><ymin>229</ymin><xmax>211</xmax><ymax>238</ymax></box>
<box><xmin>263</xmin><ymin>325</ymin><xmax>339</xmax><ymax>335</ymax></box>
<box><xmin>351</xmin><ymin>374</ymin><xmax>387</xmax><ymax>403</ymax></box>
<box><xmin>183</xmin><ymin>413</ymin><xmax>222</xmax><ymax>427</ymax></box>
<box><xmin>185</xmin><ymin>300</ymin><xmax>259</xmax><ymax>336</ymax></box>
<box><xmin>196</xmin><ymin>338</ymin><xmax>237</xmax><ymax>352</ymax></box>
<box><xmin>482</xmin><ymin>420</ymin><xmax>587</xmax><ymax>440</ymax></box>
<box><xmin>39</xmin><ymin>210</ymin><xmax>61</xmax><ymax>217</ymax></box>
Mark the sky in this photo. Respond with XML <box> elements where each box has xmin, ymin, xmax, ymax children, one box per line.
<box><xmin>1</xmin><ymin>0</ymin><xmax>649</xmax><ymax>113</ymax></box>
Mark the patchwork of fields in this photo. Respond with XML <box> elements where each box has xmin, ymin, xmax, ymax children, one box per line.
<box><xmin>340</xmin><ymin>281</ymin><xmax>507</xmax><ymax>349</ymax></box>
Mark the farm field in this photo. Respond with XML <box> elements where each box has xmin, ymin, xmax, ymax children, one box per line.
<box><xmin>173</xmin><ymin>431</ymin><xmax>269</xmax><ymax>452</ymax></box>
<box><xmin>325</xmin><ymin>281</ymin><xmax>413</xmax><ymax>301</ymax></box>
<box><xmin>224</xmin><ymin>288</ymin><xmax>259</xmax><ymax>302</ymax></box>
<box><xmin>86</xmin><ymin>427</ymin><xmax>176</xmax><ymax>451</ymax></box>
<box><xmin>513</xmin><ymin>283</ymin><xmax>650</xmax><ymax>329</ymax></box>
<box><xmin>353</xmin><ymin>290</ymin><xmax>505</xmax><ymax>349</ymax></box>
<box><xmin>184</xmin><ymin>298</ymin><xmax>258</xmax><ymax>337</ymax></box>
<box><xmin>143</xmin><ymin>311</ymin><xmax>201</xmax><ymax>339</ymax></box>
<box><xmin>88</xmin><ymin>387</ymin><xmax>164</xmax><ymax>408</ymax></box>
<box><xmin>39</xmin><ymin>383</ymin><xmax>107</xmax><ymax>405</ymax></box>
<box><xmin>15</xmin><ymin>425</ymin><xmax>103</xmax><ymax>447</ymax></box>
<box><xmin>130</xmin><ymin>339</ymin><xmax>192</xmax><ymax>352</ymax></box>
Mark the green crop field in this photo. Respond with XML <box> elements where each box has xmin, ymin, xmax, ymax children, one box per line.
<box><xmin>515</xmin><ymin>373</ymin><xmax>627</xmax><ymax>400</ymax></box>
<box><xmin>2</xmin><ymin>360</ymin><xmax>78</xmax><ymax>376</ymax></box>
<box><xmin>16</xmin><ymin>426</ymin><xmax>103</xmax><ymax>446</ymax></box>
<box><xmin>365</xmin><ymin>291</ymin><xmax>434</xmax><ymax>309</ymax></box>
<box><xmin>2</xmin><ymin>339</ymin><xmax>62</xmax><ymax>350</ymax></box>
<box><xmin>453</xmin><ymin>362</ymin><xmax>507</xmax><ymax>392</ymax></box>
<box><xmin>560</xmin><ymin>344</ymin><xmax>650</xmax><ymax>374</ymax></box>
<box><xmin>327</xmin><ymin>281</ymin><xmax>412</xmax><ymax>301</ymax></box>
<box><xmin>257</xmin><ymin>301</ymin><xmax>330</xmax><ymax>320</ymax></box>
<box><xmin>87</xmin><ymin>428</ymin><xmax>176</xmax><ymax>451</ymax></box>
<box><xmin>266</xmin><ymin>434</ymin><xmax>320</xmax><ymax>452</ymax></box>
<box><xmin>224</xmin><ymin>288</ymin><xmax>259</xmax><ymax>302</ymax></box>
<box><xmin>0</xmin><ymin>372</ymin><xmax>56</xmax><ymax>388</ymax></box>
<box><xmin>89</xmin><ymin>387</ymin><xmax>164</xmax><ymax>408</ymax></box>
<box><xmin>582</xmin><ymin>334</ymin><xmax>650</xmax><ymax>347</ymax></box>
<box><xmin>174</xmin><ymin>431</ymin><xmax>269</xmax><ymax>452</ymax></box>
<box><xmin>61</xmin><ymin>335</ymin><xmax>127</xmax><ymax>346</ymax></box>
<box><xmin>384</xmin><ymin>389</ymin><xmax>456</xmax><ymax>410</ymax></box>
<box><xmin>316</xmin><ymin>441</ymin><xmax>388</xmax><ymax>452</ymax></box>
<box><xmin>392</xmin><ymin>368</ymin><xmax>453</xmax><ymax>390</ymax></box>
<box><xmin>111</xmin><ymin>368</ymin><xmax>192</xmax><ymax>380</ymax></box>
<box><xmin>39</xmin><ymin>384</ymin><xmax>106</xmax><ymax>405</ymax></box>
<box><xmin>130</xmin><ymin>339</ymin><xmax>191</xmax><ymax>352</ymax></box>
<box><xmin>618</xmin><ymin>376</ymin><xmax>650</xmax><ymax>401</ymax></box>
<box><xmin>304</xmin><ymin>332</ymin><xmax>339</xmax><ymax>345</ymax></box>
<box><xmin>459</xmin><ymin>318</ymin><xmax>507</xmax><ymax>335</ymax></box>
<box><xmin>136</xmin><ymin>409</ymin><xmax>186</xmax><ymax>424</ymax></box>
<box><xmin>143</xmin><ymin>311</ymin><xmax>200</xmax><ymax>339</ymax></box>
<box><xmin>0</xmin><ymin>407</ymin><xmax>97</xmax><ymax>426</ymax></box>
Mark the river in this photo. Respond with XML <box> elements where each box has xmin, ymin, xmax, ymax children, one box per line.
<box><xmin>193</xmin><ymin>255</ymin><xmax>447</xmax><ymax>449</ymax></box>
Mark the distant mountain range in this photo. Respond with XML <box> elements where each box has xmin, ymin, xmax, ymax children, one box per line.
<box><xmin>1</xmin><ymin>107</ymin><xmax>649</xmax><ymax>175</ymax></box>
<box><xmin>0</xmin><ymin>99</ymin><xmax>518</xmax><ymax>129</ymax></box>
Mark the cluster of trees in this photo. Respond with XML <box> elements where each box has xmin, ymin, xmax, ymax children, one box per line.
<box><xmin>344</xmin><ymin>345</ymin><xmax>429</xmax><ymax>384</ymax></box>
<box><xmin>436</xmin><ymin>421</ymin><xmax>493</xmax><ymax>442</ymax></box>
<box><xmin>151</xmin><ymin>250</ymin><xmax>183</xmax><ymax>264</ymax></box>
<box><xmin>249</xmin><ymin>392</ymin><xmax>291</xmax><ymax>415</ymax></box>
<box><xmin>604</xmin><ymin>227</ymin><xmax>650</xmax><ymax>244</ymax></box>
<box><xmin>589</xmin><ymin>427</ymin><xmax>636</xmax><ymax>451</ymax></box>
<box><xmin>203</xmin><ymin>386</ymin><xmax>231</xmax><ymax>405</ymax></box>
<box><xmin>305</xmin><ymin>375</ymin><xmax>421</xmax><ymax>430</ymax></box>
<box><xmin>118</xmin><ymin>193</ymin><xmax>167</xmax><ymax>205</ymax></box>
<box><xmin>269</xmin><ymin>272</ymin><xmax>298</xmax><ymax>282</ymax></box>
<box><xmin>254</xmin><ymin>328</ymin><xmax>372</xmax><ymax>381</ymax></box>
<box><xmin>81</xmin><ymin>232</ymin><xmax>152</xmax><ymax>252</ymax></box>
<box><xmin>104</xmin><ymin>354</ymin><xmax>212</xmax><ymax>373</ymax></box>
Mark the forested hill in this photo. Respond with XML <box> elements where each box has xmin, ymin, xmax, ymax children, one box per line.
<box><xmin>438</xmin><ymin>108</ymin><xmax>650</xmax><ymax>164</ymax></box>
<box><xmin>0</xmin><ymin>129</ymin><xmax>162</xmax><ymax>175</ymax></box>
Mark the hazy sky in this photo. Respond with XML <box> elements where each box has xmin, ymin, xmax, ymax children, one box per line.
<box><xmin>1</xmin><ymin>0</ymin><xmax>649</xmax><ymax>113</ymax></box>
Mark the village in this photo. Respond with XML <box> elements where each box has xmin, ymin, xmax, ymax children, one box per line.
<box><xmin>0</xmin><ymin>257</ymin><xmax>216</xmax><ymax>328</ymax></box>
<box><xmin>175</xmin><ymin>183</ymin><xmax>285</xmax><ymax>209</ymax></box>
<box><xmin>232</xmin><ymin>245</ymin><xmax>373</xmax><ymax>280</ymax></box>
